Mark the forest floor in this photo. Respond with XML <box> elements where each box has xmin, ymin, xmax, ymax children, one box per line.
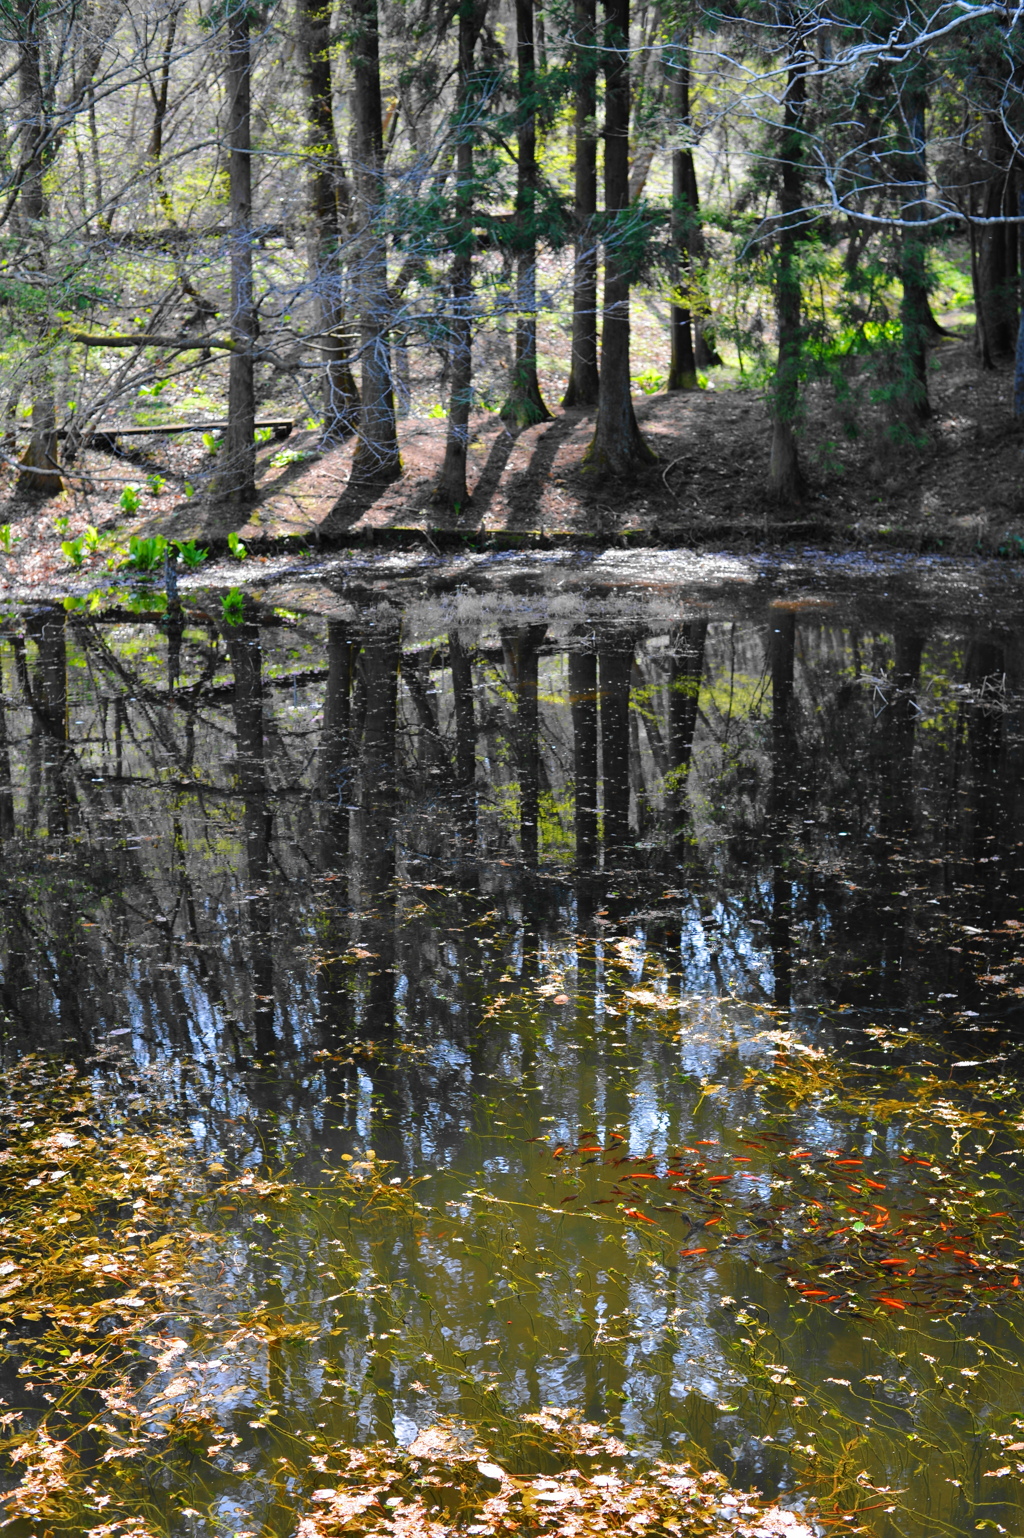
<box><xmin>0</xmin><ymin>334</ymin><xmax>1020</xmax><ymax>594</ymax></box>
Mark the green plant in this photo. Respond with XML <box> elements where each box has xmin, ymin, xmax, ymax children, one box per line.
<box><xmin>145</xmin><ymin>472</ymin><xmax>167</xmax><ymax>495</ymax></box>
<box><xmin>125</xmin><ymin>588</ymin><xmax>168</xmax><ymax>613</ymax></box>
<box><xmin>138</xmin><ymin>377</ymin><xmax>170</xmax><ymax>399</ymax></box>
<box><xmin>633</xmin><ymin>369</ymin><xmax>665</xmax><ymax>395</ymax></box>
<box><xmin>184</xmin><ymin>481</ymin><xmax>195</xmax><ymax>498</ymax></box>
<box><xmin>174</xmin><ymin>538</ymin><xmax>209</xmax><ymax>568</ymax></box>
<box><xmin>0</xmin><ymin>524</ymin><xmax>20</xmax><ymax>553</ymax></box>
<box><xmin>123</xmin><ymin>534</ymin><xmax>168</xmax><ymax>571</ymax></box>
<box><xmin>227</xmin><ymin>531</ymin><xmax>248</xmax><ymax>561</ymax></box>
<box><xmin>221</xmin><ymin>587</ymin><xmax>245</xmax><ymax>625</ymax></box>
<box><xmin>53</xmin><ymin>514</ymin><xmax>71</xmax><ymax>536</ymax></box>
<box><xmin>119</xmin><ymin>484</ymin><xmax>141</xmax><ymax>514</ymax></box>
<box><xmin>254</xmin><ymin>426</ymin><xmax>274</xmax><ymax>445</ymax></box>
<box><xmin>63</xmin><ymin>588</ymin><xmax>108</xmax><ymax>613</ymax></box>
<box><xmin>202</xmin><ymin>431</ymin><xmax>221</xmax><ymax>455</ymax></box>
<box><xmin>60</xmin><ymin>527</ymin><xmax>100</xmax><ymax>568</ymax></box>
<box><xmin>427</xmin><ymin>402</ymin><xmax>446</xmax><ymax>419</ymax></box>
<box><xmin>269</xmin><ymin>447</ymin><xmax>314</xmax><ymax>468</ymax></box>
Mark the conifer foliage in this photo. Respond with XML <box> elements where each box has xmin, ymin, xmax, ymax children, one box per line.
<box><xmin>0</xmin><ymin>0</ymin><xmax>1018</xmax><ymax>504</ymax></box>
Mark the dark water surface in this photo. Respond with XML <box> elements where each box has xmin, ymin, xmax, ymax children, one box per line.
<box><xmin>6</xmin><ymin>550</ymin><xmax>1024</xmax><ymax>1537</ymax></box>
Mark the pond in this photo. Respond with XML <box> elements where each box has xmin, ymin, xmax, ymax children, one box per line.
<box><xmin>2</xmin><ymin>549</ymin><xmax>1024</xmax><ymax>1538</ymax></box>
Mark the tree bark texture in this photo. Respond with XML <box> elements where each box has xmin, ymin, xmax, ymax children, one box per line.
<box><xmin>297</xmin><ymin>0</ymin><xmax>360</xmax><ymax>441</ymax></box>
<box><xmin>501</xmin><ymin>0</ymin><xmax>551</xmax><ymax>427</ymax></box>
<box><xmin>599</xmin><ymin>643</ymin><xmax>632</xmax><ymax>864</ymax></box>
<box><xmin>977</xmin><ymin>115</ymin><xmax>1018</xmax><ymax>361</ymax></box>
<box><xmin>896</xmin><ymin>85</ymin><xmax>932</xmax><ymax>425</ymax></box>
<box><xmin>449</xmin><ymin>631</ymin><xmax>477</xmax><ymax>789</ymax></box>
<box><xmin>350</xmin><ymin>0</ymin><xmax>401</xmax><ymax>480</ymax></box>
<box><xmin>502</xmin><ymin>625</ymin><xmax>547</xmax><ymax>865</ymax></box>
<box><xmin>225</xmin><ymin>612</ymin><xmax>275</xmax><ymax>1054</ymax></box>
<box><xmin>667</xmin><ymin>33</ymin><xmax>698</xmax><ymax>392</ymax></box>
<box><xmin>1008</xmin><ymin>195</ymin><xmax>1014</xmax><ymax>418</ymax></box>
<box><xmin>217</xmin><ymin>1</ymin><xmax>257</xmax><ymax>504</ymax></box>
<box><xmin>769</xmin><ymin>610</ymin><xmax>795</xmax><ymax>1009</ymax></box>
<box><xmin>16</xmin><ymin>0</ymin><xmax>60</xmax><ymax>495</ymax></box>
<box><xmin>766</xmin><ymin>39</ymin><xmax>806</xmax><ymax>506</ymax></box>
<box><xmin>583</xmin><ymin>0</ymin><xmax>655</xmax><ymax>475</ymax></box>
<box><xmin>665</xmin><ymin>619</ymin><xmax>706</xmax><ymax>853</ymax></box>
<box><xmin>569</xmin><ymin>647</ymin><xmax>598</xmax><ymax>869</ymax></box>
<box><xmin>358</xmin><ymin>627</ymin><xmax>401</xmax><ymax>901</ymax></box>
<box><xmin>434</xmin><ymin>0</ymin><xmax>486</xmax><ymax>510</ymax></box>
<box><xmin>146</xmin><ymin>5</ymin><xmax>180</xmax><ymax>225</ymax></box>
<box><xmin>319</xmin><ymin>619</ymin><xmax>354</xmax><ymax>869</ymax></box>
<box><xmin>562</xmin><ymin>0</ymin><xmax>600</xmax><ymax>407</ymax></box>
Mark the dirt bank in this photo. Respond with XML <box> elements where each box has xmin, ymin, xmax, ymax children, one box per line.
<box><xmin>0</xmin><ymin>338</ymin><xmax>1019</xmax><ymax>594</ymax></box>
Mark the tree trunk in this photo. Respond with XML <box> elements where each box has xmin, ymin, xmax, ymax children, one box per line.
<box><xmin>501</xmin><ymin>0</ymin><xmax>552</xmax><ymax>427</ymax></box>
<box><xmin>319</xmin><ymin>620</ymin><xmax>354</xmax><ymax>869</ymax></box>
<box><xmin>297</xmin><ymin>0</ymin><xmax>360</xmax><ymax>442</ymax></box>
<box><xmin>695</xmin><ymin>322</ymin><xmax>723</xmax><ymax>369</ymax></box>
<box><xmin>665</xmin><ymin>619</ymin><xmax>706</xmax><ymax>854</ymax></box>
<box><xmin>350</xmin><ymin>0</ymin><xmax>401</xmax><ymax>481</ymax></box>
<box><xmin>358</xmin><ymin>626</ymin><xmax>401</xmax><ymax>905</ymax></box>
<box><xmin>766</xmin><ymin>37</ymin><xmax>806</xmax><ymax>505</ymax></box>
<box><xmin>16</xmin><ymin>0</ymin><xmax>61</xmax><ymax>495</ymax></box>
<box><xmin>449</xmin><ymin>631</ymin><xmax>476</xmax><ymax>789</ymax></box>
<box><xmin>569</xmin><ymin>647</ymin><xmax>598</xmax><ymax>869</ymax></box>
<box><xmin>1014</xmin><ymin>188</ymin><xmax>1024</xmax><ymax>417</ymax></box>
<box><xmin>896</xmin><ymin>84</ymin><xmax>931</xmax><ymax>426</ymax></box>
<box><xmin>666</xmin><ymin>33</ymin><xmax>698</xmax><ymax>392</ymax></box>
<box><xmin>225</xmin><ymin>609</ymin><xmax>275</xmax><ymax>1056</ymax></box>
<box><xmin>599</xmin><ymin>642</ymin><xmax>632</xmax><ymax>864</ymax></box>
<box><xmin>977</xmin><ymin>115</ymin><xmax>1018</xmax><ymax>362</ymax></box>
<box><xmin>502</xmin><ymin>625</ymin><xmax>547</xmax><ymax>865</ymax></box>
<box><xmin>562</xmin><ymin>0</ymin><xmax>600</xmax><ymax>407</ymax></box>
<box><xmin>769</xmin><ymin>610</ymin><xmax>795</xmax><ymax>1009</ymax></box>
<box><xmin>146</xmin><ymin>5</ymin><xmax>179</xmax><ymax>225</ymax></box>
<box><xmin>216</xmin><ymin>1</ymin><xmax>257</xmax><ymax>503</ymax></box>
<box><xmin>582</xmin><ymin>0</ymin><xmax>656</xmax><ymax>474</ymax></box>
<box><xmin>26</xmin><ymin>607</ymin><xmax>69</xmax><ymax>837</ymax></box>
<box><xmin>0</xmin><ymin>649</ymin><xmax>12</xmax><ymax>840</ymax></box>
<box><xmin>434</xmin><ymin>0</ymin><xmax>485</xmax><ymax>510</ymax></box>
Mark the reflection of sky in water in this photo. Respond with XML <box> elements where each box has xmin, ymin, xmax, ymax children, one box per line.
<box><xmin>11</xmin><ymin>592</ymin><xmax>1024</xmax><ymax>1538</ymax></box>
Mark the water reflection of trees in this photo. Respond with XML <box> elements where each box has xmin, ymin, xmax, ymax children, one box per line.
<box><xmin>0</xmin><ymin>598</ymin><xmax>1020</xmax><ymax>1137</ymax></box>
